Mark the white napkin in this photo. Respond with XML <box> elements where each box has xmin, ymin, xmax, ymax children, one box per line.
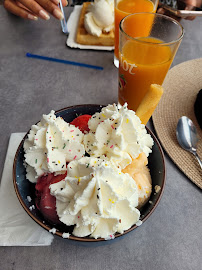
<box><xmin>0</xmin><ymin>133</ymin><xmax>54</xmax><ymax>246</ymax></box>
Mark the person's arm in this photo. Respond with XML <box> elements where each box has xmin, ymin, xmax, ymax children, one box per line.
<box><xmin>3</xmin><ymin>0</ymin><xmax>67</xmax><ymax>20</ymax></box>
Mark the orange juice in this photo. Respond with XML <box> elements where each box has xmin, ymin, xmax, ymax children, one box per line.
<box><xmin>114</xmin><ymin>0</ymin><xmax>156</xmax><ymax>59</ymax></box>
<box><xmin>118</xmin><ymin>37</ymin><xmax>173</xmax><ymax>111</ymax></box>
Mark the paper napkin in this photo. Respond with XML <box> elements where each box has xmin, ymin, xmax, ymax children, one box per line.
<box><xmin>0</xmin><ymin>133</ymin><xmax>54</xmax><ymax>246</ymax></box>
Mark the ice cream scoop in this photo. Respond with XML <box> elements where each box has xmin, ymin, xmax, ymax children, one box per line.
<box><xmin>84</xmin><ymin>0</ymin><xmax>114</xmax><ymax>37</ymax></box>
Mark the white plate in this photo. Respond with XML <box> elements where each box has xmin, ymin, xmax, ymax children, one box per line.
<box><xmin>66</xmin><ymin>5</ymin><xmax>114</xmax><ymax>51</ymax></box>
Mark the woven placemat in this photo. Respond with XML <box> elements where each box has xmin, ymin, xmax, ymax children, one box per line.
<box><xmin>152</xmin><ymin>58</ymin><xmax>202</xmax><ymax>189</ymax></box>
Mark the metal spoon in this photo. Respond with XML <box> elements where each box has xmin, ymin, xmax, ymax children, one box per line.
<box><xmin>176</xmin><ymin>116</ymin><xmax>202</xmax><ymax>170</ymax></box>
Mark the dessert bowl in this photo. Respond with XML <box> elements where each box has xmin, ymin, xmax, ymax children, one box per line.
<box><xmin>13</xmin><ymin>104</ymin><xmax>166</xmax><ymax>242</ymax></box>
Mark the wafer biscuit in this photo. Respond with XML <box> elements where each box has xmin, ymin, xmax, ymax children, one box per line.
<box><xmin>136</xmin><ymin>84</ymin><xmax>164</xmax><ymax>125</ymax></box>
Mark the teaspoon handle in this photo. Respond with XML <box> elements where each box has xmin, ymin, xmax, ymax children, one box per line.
<box><xmin>194</xmin><ymin>152</ymin><xmax>202</xmax><ymax>170</ymax></box>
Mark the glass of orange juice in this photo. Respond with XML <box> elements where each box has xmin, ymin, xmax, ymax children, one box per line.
<box><xmin>118</xmin><ymin>12</ymin><xmax>184</xmax><ymax>112</ymax></box>
<box><xmin>114</xmin><ymin>0</ymin><xmax>158</xmax><ymax>68</ymax></box>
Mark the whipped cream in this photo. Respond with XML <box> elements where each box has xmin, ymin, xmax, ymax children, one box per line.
<box><xmin>24</xmin><ymin>104</ymin><xmax>154</xmax><ymax>239</ymax></box>
<box><xmin>84</xmin><ymin>104</ymin><xmax>154</xmax><ymax>169</ymax></box>
<box><xmin>84</xmin><ymin>0</ymin><xmax>114</xmax><ymax>37</ymax></box>
<box><xmin>50</xmin><ymin>157</ymin><xmax>140</xmax><ymax>239</ymax></box>
<box><xmin>23</xmin><ymin>111</ymin><xmax>85</xmax><ymax>183</ymax></box>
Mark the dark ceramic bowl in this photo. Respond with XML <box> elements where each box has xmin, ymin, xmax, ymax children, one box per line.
<box><xmin>13</xmin><ymin>104</ymin><xmax>166</xmax><ymax>242</ymax></box>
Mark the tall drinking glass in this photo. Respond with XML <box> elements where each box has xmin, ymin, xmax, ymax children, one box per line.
<box><xmin>114</xmin><ymin>0</ymin><xmax>158</xmax><ymax>68</ymax></box>
<box><xmin>118</xmin><ymin>12</ymin><xmax>184</xmax><ymax>112</ymax></box>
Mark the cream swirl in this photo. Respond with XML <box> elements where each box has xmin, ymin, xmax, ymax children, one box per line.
<box><xmin>24</xmin><ymin>110</ymin><xmax>85</xmax><ymax>183</ymax></box>
<box><xmin>84</xmin><ymin>104</ymin><xmax>154</xmax><ymax>169</ymax></box>
<box><xmin>50</xmin><ymin>157</ymin><xmax>140</xmax><ymax>239</ymax></box>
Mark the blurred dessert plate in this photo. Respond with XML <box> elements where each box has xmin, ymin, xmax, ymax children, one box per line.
<box><xmin>66</xmin><ymin>5</ymin><xmax>114</xmax><ymax>51</ymax></box>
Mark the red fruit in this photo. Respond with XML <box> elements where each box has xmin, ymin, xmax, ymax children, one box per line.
<box><xmin>35</xmin><ymin>172</ymin><xmax>67</xmax><ymax>224</ymax></box>
<box><xmin>70</xmin><ymin>114</ymin><xmax>92</xmax><ymax>133</ymax></box>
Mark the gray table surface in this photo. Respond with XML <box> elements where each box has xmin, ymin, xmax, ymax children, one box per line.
<box><xmin>0</xmin><ymin>6</ymin><xmax>202</xmax><ymax>270</ymax></box>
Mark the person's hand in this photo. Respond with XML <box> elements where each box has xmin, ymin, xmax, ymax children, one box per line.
<box><xmin>157</xmin><ymin>6</ymin><xmax>180</xmax><ymax>21</ymax></box>
<box><xmin>3</xmin><ymin>0</ymin><xmax>68</xmax><ymax>21</ymax></box>
<box><xmin>157</xmin><ymin>0</ymin><xmax>202</xmax><ymax>21</ymax></box>
<box><xmin>183</xmin><ymin>0</ymin><xmax>202</xmax><ymax>20</ymax></box>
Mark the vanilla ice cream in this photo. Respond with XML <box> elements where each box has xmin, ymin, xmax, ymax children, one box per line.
<box><xmin>50</xmin><ymin>157</ymin><xmax>140</xmax><ymax>239</ymax></box>
<box><xmin>23</xmin><ymin>111</ymin><xmax>85</xmax><ymax>183</ymax></box>
<box><xmin>84</xmin><ymin>104</ymin><xmax>154</xmax><ymax>169</ymax></box>
<box><xmin>84</xmin><ymin>0</ymin><xmax>114</xmax><ymax>37</ymax></box>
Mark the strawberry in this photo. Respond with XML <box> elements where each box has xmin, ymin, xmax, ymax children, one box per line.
<box><xmin>35</xmin><ymin>172</ymin><xmax>67</xmax><ymax>224</ymax></box>
<box><xmin>70</xmin><ymin>114</ymin><xmax>92</xmax><ymax>133</ymax></box>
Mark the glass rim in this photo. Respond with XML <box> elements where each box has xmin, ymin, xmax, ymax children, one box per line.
<box><xmin>119</xmin><ymin>12</ymin><xmax>184</xmax><ymax>46</ymax></box>
<box><xmin>115</xmin><ymin>0</ymin><xmax>159</xmax><ymax>12</ymax></box>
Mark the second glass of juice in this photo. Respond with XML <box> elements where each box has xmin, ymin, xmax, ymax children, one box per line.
<box><xmin>114</xmin><ymin>0</ymin><xmax>158</xmax><ymax>68</ymax></box>
<box><xmin>118</xmin><ymin>12</ymin><xmax>184</xmax><ymax>112</ymax></box>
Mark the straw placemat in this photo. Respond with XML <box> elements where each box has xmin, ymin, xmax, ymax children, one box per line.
<box><xmin>152</xmin><ymin>58</ymin><xmax>202</xmax><ymax>189</ymax></box>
